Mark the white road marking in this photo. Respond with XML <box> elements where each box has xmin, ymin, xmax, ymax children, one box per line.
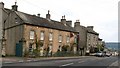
<box><xmin>54</xmin><ymin>60</ymin><xmax>75</xmax><ymax>62</ymax></box>
<box><xmin>61</xmin><ymin>63</ymin><xmax>74</xmax><ymax>67</ymax></box>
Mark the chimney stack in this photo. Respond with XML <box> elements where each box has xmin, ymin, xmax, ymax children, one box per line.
<box><xmin>12</xmin><ymin>2</ymin><xmax>18</xmax><ymax>11</ymax></box>
<box><xmin>66</xmin><ymin>20</ymin><xmax>72</xmax><ymax>27</ymax></box>
<box><xmin>61</xmin><ymin>15</ymin><xmax>66</xmax><ymax>26</ymax></box>
<box><xmin>0</xmin><ymin>2</ymin><xmax>4</xmax><ymax>9</ymax></box>
<box><xmin>87</xmin><ymin>26</ymin><xmax>94</xmax><ymax>30</ymax></box>
<box><xmin>46</xmin><ymin>10</ymin><xmax>51</xmax><ymax>20</ymax></box>
<box><xmin>74</xmin><ymin>20</ymin><xmax>80</xmax><ymax>27</ymax></box>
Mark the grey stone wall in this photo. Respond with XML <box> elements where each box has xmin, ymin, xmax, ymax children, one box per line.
<box><xmin>0</xmin><ymin>2</ymin><xmax>4</xmax><ymax>56</ymax></box>
<box><xmin>5</xmin><ymin>11</ymin><xmax>24</xmax><ymax>55</ymax></box>
<box><xmin>74</xmin><ymin>22</ymin><xmax>87</xmax><ymax>55</ymax></box>
<box><xmin>87</xmin><ymin>33</ymin><xmax>99</xmax><ymax>53</ymax></box>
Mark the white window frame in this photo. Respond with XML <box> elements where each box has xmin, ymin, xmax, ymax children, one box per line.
<box><xmin>58</xmin><ymin>43</ymin><xmax>62</xmax><ymax>51</ymax></box>
<box><xmin>74</xmin><ymin>37</ymin><xmax>77</xmax><ymax>43</ymax></box>
<box><xmin>49</xmin><ymin>33</ymin><xmax>53</xmax><ymax>41</ymax></box>
<box><xmin>40</xmin><ymin>31</ymin><xmax>44</xmax><ymax>40</ymax></box>
<box><xmin>30</xmin><ymin>30</ymin><xmax>35</xmax><ymax>39</ymax></box>
<box><xmin>58</xmin><ymin>35</ymin><xmax>62</xmax><ymax>43</ymax></box>
<box><xmin>66</xmin><ymin>36</ymin><xmax>70</xmax><ymax>43</ymax></box>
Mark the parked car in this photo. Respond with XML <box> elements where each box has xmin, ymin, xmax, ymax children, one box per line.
<box><xmin>105</xmin><ymin>53</ymin><xmax>111</xmax><ymax>57</ymax></box>
<box><xmin>95</xmin><ymin>52</ymin><xmax>105</xmax><ymax>57</ymax></box>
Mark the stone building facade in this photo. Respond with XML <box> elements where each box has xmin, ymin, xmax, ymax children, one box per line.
<box><xmin>0</xmin><ymin>2</ymin><xmax>78</xmax><ymax>56</ymax></box>
<box><xmin>74</xmin><ymin>20</ymin><xmax>87</xmax><ymax>56</ymax></box>
<box><xmin>74</xmin><ymin>21</ymin><xmax>100</xmax><ymax>55</ymax></box>
<box><xmin>86</xmin><ymin>26</ymin><xmax>99</xmax><ymax>53</ymax></box>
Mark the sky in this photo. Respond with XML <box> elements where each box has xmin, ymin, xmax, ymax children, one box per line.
<box><xmin>1</xmin><ymin>0</ymin><xmax>119</xmax><ymax>42</ymax></box>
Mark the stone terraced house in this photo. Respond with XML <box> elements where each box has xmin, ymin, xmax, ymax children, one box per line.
<box><xmin>0</xmin><ymin>2</ymin><xmax>78</xmax><ymax>56</ymax></box>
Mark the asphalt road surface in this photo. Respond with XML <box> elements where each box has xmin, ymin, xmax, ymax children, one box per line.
<box><xmin>2</xmin><ymin>56</ymin><xmax>119</xmax><ymax>68</ymax></box>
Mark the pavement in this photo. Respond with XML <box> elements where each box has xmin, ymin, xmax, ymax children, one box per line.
<box><xmin>1</xmin><ymin>56</ymin><xmax>89</xmax><ymax>64</ymax></box>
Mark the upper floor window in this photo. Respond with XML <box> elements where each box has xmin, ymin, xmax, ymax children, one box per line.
<box><xmin>49</xmin><ymin>33</ymin><xmax>53</xmax><ymax>41</ymax></box>
<box><xmin>66</xmin><ymin>36</ymin><xmax>70</xmax><ymax>43</ymax></box>
<box><xmin>30</xmin><ymin>30</ymin><xmax>35</xmax><ymax>39</ymax></box>
<box><xmin>40</xmin><ymin>31</ymin><xmax>44</xmax><ymax>40</ymax></box>
<box><xmin>58</xmin><ymin>35</ymin><xmax>62</xmax><ymax>43</ymax></box>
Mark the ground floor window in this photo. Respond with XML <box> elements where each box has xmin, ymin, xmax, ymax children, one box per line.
<box><xmin>29</xmin><ymin>43</ymin><xmax>33</xmax><ymax>52</ymax></box>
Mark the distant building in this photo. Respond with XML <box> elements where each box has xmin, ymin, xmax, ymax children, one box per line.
<box><xmin>0</xmin><ymin>2</ymin><xmax>78</xmax><ymax>56</ymax></box>
<box><xmin>74</xmin><ymin>21</ymin><xmax>100</xmax><ymax>55</ymax></box>
<box><xmin>86</xmin><ymin>26</ymin><xmax>99</xmax><ymax>53</ymax></box>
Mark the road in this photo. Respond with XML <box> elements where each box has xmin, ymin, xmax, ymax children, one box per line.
<box><xmin>2</xmin><ymin>56</ymin><xmax>119</xmax><ymax>68</ymax></box>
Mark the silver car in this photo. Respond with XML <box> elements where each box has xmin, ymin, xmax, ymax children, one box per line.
<box><xmin>95</xmin><ymin>52</ymin><xmax>105</xmax><ymax>57</ymax></box>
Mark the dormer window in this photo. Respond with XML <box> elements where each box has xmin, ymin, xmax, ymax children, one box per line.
<box><xmin>15</xmin><ymin>17</ymin><xmax>18</xmax><ymax>23</ymax></box>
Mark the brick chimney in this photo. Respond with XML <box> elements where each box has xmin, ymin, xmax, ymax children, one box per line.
<box><xmin>61</xmin><ymin>15</ymin><xmax>66</xmax><ymax>26</ymax></box>
<box><xmin>12</xmin><ymin>2</ymin><xmax>18</xmax><ymax>11</ymax></box>
<box><xmin>74</xmin><ymin>20</ymin><xmax>80</xmax><ymax>27</ymax></box>
<box><xmin>46</xmin><ymin>10</ymin><xmax>50</xmax><ymax>20</ymax></box>
<box><xmin>0</xmin><ymin>2</ymin><xmax>4</xmax><ymax>9</ymax></box>
<box><xmin>87</xmin><ymin>26</ymin><xmax>94</xmax><ymax>30</ymax></box>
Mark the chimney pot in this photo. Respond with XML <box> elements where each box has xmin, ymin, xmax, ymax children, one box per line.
<box><xmin>61</xmin><ymin>15</ymin><xmax>66</xmax><ymax>26</ymax></box>
<box><xmin>37</xmin><ymin>14</ymin><xmax>40</xmax><ymax>17</ymax></box>
<box><xmin>46</xmin><ymin>10</ymin><xmax>51</xmax><ymax>20</ymax></box>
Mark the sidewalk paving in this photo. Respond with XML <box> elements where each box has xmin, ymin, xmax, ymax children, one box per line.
<box><xmin>1</xmin><ymin>56</ymin><xmax>89</xmax><ymax>64</ymax></box>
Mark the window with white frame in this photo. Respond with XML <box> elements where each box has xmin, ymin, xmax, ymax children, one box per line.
<box><xmin>58</xmin><ymin>35</ymin><xmax>62</xmax><ymax>43</ymax></box>
<box><xmin>40</xmin><ymin>31</ymin><xmax>44</xmax><ymax>40</ymax></box>
<box><xmin>30</xmin><ymin>30</ymin><xmax>35</xmax><ymax>39</ymax></box>
<box><xmin>29</xmin><ymin>43</ymin><xmax>33</xmax><ymax>52</ymax></box>
<box><xmin>74</xmin><ymin>37</ymin><xmax>77</xmax><ymax>43</ymax></box>
<box><xmin>49</xmin><ymin>33</ymin><xmax>53</xmax><ymax>41</ymax></box>
<box><xmin>58</xmin><ymin>43</ymin><xmax>62</xmax><ymax>51</ymax></box>
<box><xmin>66</xmin><ymin>36</ymin><xmax>70</xmax><ymax>43</ymax></box>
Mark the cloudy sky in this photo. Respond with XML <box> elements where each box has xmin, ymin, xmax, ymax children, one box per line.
<box><xmin>1</xmin><ymin>0</ymin><xmax>119</xmax><ymax>42</ymax></box>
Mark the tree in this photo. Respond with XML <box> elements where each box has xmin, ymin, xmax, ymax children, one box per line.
<box><xmin>62</xmin><ymin>45</ymin><xmax>69</xmax><ymax>52</ymax></box>
<box><xmin>34</xmin><ymin>33</ymin><xmax>44</xmax><ymax>57</ymax></box>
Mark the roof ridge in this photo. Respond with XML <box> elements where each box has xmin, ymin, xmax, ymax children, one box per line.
<box><xmin>6</xmin><ymin>9</ymin><xmax>77</xmax><ymax>32</ymax></box>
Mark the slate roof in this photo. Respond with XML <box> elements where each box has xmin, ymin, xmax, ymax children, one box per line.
<box><xmin>5</xmin><ymin>8</ymin><xmax>77</xmax><ymax>33</ymax></box>
<box><xmin>79</xmin><ymin>25</ymin><xmax>99</xmax><ymax>35</ymax></box>
<box><xmin>87</xmin><ymin>28</ymin><xmax>99</xmax><ymax>35</ymax></box>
